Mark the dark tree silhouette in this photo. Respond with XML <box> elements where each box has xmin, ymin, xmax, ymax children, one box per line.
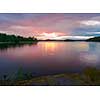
<box><xmin>87</xmin><ymin>36</ymin><xmax>100</xmax><ymax>42</ymax></box>
<box><xmin>0</xmin><ymin>33</ymin><xmax>37</xmax><ymax>43</ymax></box>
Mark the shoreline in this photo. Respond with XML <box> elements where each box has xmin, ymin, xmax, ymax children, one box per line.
<box><xmin>0</xmin><ymin>67</ymin><xmax>100</xmax><ymax>86</ymax></box>
<box><xmin>0</xmin><ymin>40</ymin><xmax>100</xmax><ymax>43</ymax></box>
<box><xmin>0</xmin><ymin>41</ymin><xmax>38</xmax><ymax>44</ymax></box>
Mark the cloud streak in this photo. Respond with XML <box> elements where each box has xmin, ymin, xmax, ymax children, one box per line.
<box><xmin>80</xmin><ymin>20</ymin><xmax>100</xmax><ymax>26</ymax></box>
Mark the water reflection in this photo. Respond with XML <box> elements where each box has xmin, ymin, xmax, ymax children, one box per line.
<box><xmin>0</xmin><ymin>42</ymin><xmax>100</xmax><ymax>76</ymax></box>
<box><xmin>79</xmin><ymin>42</ymin><xmax>100</xmax><ymax>66</ymax></box>
<box><xmin>42</xmin><ymin>42</ymin><xmax>57</xmax><ymax>55</ymax></box>
<box><xmin>73</xmin><ymin>42</ymin><xmax>89</xmax><ymax>52</ymax></box>
<box><xmin>80</xmin><ymin>53</ymin><xmax>98</xmax><ymax>64</ymax></box>
<box><xmin>0</xmin><ymin>42</ymin><xmax>38</xmax><ymax>51</ymax></box>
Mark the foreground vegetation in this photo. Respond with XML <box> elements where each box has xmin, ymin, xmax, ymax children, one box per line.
<box><xmin>0</xmin><ymin>67</ymin><xmax>100</xmax><ymax>86</ymax></box>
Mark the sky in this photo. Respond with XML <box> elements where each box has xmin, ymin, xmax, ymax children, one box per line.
<box><xmin>0</xmin><ymin>13</ymin><xmax>100</xmax><ymax>40</ymax></box>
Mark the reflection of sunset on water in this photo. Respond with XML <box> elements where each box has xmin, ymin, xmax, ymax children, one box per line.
<box><xmin>43</xmin><ymin>42</ymin><xmax>57</xmax><ymax>55</ymax></box>
<box><xmin>0</xmin><ymin>42</ymin><xmax>100</xmax><ymax>77</ymax></box>
<box><xmin>73</xmin><ymin>42</ymin><xmax>89</xmax><ymax>51</ymax></box>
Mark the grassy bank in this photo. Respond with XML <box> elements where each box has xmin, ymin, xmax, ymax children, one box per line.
<box><xmin>0</xmin><ymin>67</ymin><xmax>100</xmax><ymax>86</ymax></box>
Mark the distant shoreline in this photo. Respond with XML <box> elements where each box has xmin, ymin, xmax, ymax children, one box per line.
<box><xmin>0</xmin><ymin>40</ymin><xmax>100</xmax><ymax>43</ymax></box>
<box><xmin>37</xmin><ymin>40</ymin><xmax>100</xmax><ymax>42</ymax></box>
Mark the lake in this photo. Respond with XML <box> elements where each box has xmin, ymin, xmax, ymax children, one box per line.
<box><xmin>0</xmin><ymin>41</ymin><xmax>100</xmax><ymax>77</ymax></box>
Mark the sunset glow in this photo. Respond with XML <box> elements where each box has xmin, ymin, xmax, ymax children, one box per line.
<box><xmin>0</xmin><ymin>13</ymin><xmax>100</xmax><ymax>40</ymax></box>
<box><xmin>43</xmin><ymin>32</ymin><xmax>58</xmax><ymax>38</ymax></box>
<box><xmin>44</xmin><ymin>42</ymin><xmax>57</xmax><ymax>55</ymax></box>
<box><xmin>37</xmin><ymin>32</ymin><xmax>59</xmax><ymax>40</ymax></box>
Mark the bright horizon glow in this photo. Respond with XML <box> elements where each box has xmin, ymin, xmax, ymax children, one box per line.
<box><xmin>36</xmin><ymin>32</ymin><xmax>59</xmax><ymax>40</ymax></box>
<box><xmin>42</xmin><ymin>32</ymin><xmax>58</xmax><ymax>39</ymax></box>
<box><xmin>36</xmin><ymin>32</ymin><xmax>94</xmax><ymax>40</ymax></box>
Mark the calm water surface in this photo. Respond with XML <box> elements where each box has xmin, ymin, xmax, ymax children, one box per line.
<box><xmin>0</xmin><ymin>42</ymin><xmax>100</xmax><ymax>76</ymax></box>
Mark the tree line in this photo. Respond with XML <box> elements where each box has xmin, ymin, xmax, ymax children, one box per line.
<box><xmin>87</xmin><ymin>36</ymin><xmax>100</xmax><ymax>41</ymax></box>
<box><xmin>0</xmin><ymin>33</ymin><xmax>37</xmax><ymax>43</ymax></box>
